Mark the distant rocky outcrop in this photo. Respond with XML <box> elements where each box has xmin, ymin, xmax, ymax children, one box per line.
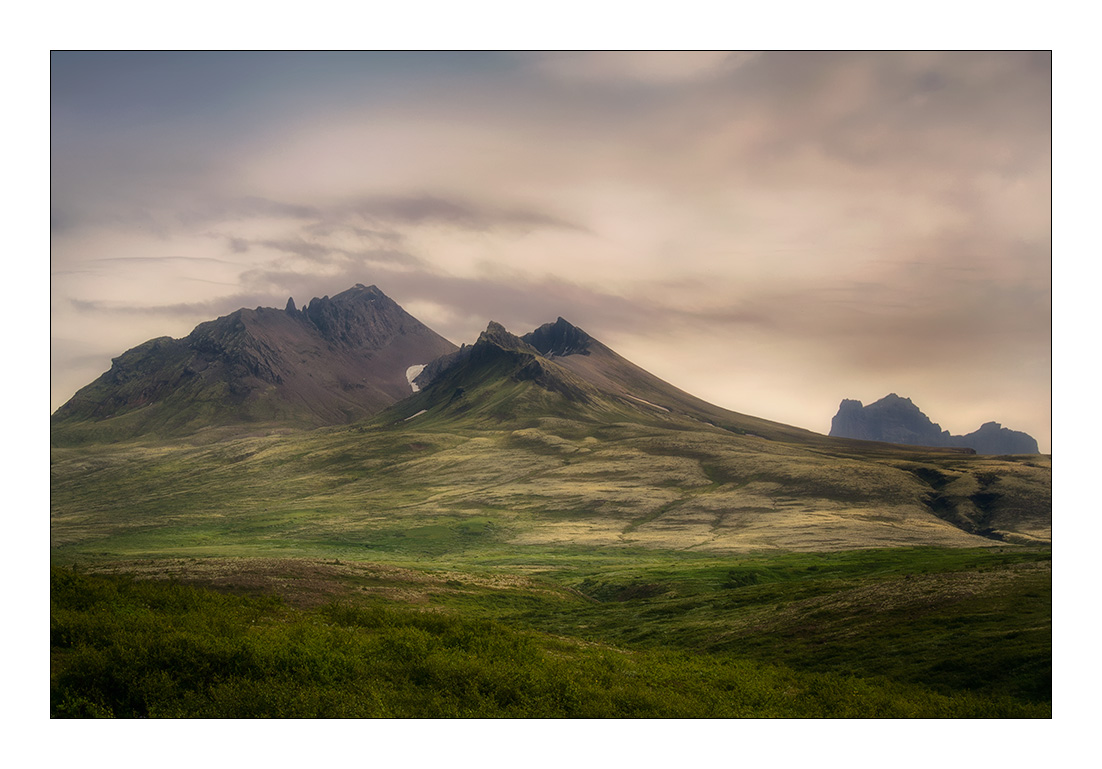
<box><xmin>829</xmin><ymin>394</ymin><xmax>1038</xmax><ymax>454</ymax></box>
<box><xmin>949</xmin><ymin>421</ymin><xmax>1039</xmax><ymax>455</ymax></box>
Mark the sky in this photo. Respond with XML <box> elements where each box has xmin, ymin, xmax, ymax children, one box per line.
<box><xmin>50</xmin><ymin>51</ymin><xmax>1052</xmax><ymax>451</ymax></box>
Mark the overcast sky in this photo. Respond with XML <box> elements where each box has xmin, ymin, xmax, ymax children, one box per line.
<box><xmin>50</xmin><ymin>51</ymin><xmax>1051</xmax><ymax>450</ymax></box>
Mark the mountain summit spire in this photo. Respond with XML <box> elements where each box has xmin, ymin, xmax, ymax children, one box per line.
<box><xmin>521</xmin><ymin>317</ymin><xmax>592</xmax><ymax>357</ymax></box>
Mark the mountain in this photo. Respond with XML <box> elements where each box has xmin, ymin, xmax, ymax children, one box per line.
<box><xmin>405</xmin><ymin>316</ymin><xmax>840</xmax><ymax>446</ymax></box>
<box><xmin>51</xmin><ymin>284</ymin><xmax>457</xmax><ymax>443</ymax></box>
<box><xmin>829</xmin><ymin>394</ymin><xmax>1039</xmax><ymax>454</ymax></box>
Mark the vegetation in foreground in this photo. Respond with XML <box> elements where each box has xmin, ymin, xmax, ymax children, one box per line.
<box><xmin>51</xmin><ymin>546</ymin><xmax>1050</xmax><ymax>718</ymax></box>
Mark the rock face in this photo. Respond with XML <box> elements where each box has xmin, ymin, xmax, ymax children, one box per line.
<box><xmin>51</xmin><ymin>284</ymin><xmax>458</xmax><ymax>442</ymax></box>
<box><xmin>829</xmin><ymin>394</ymin><xmax>1039</xmax><ymax>454</ymax></box>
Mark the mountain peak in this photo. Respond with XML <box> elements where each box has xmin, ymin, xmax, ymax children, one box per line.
<box><xmin>330</xmin><ymin>283</ymin><xmax>384</xmax><ymax>302</ymax></box>
<box><xmin>476</xmin><ymin>321</ymin><xmax>540</xmax><ymax>355</ymax></box>
<box><xmin>300</xmin><ymin>285</ymin><xmax>411</xmax><ymax>350</ymax></box>
<box><xmin>522</xmin><ymin>316</ymin><xmax>592</xmax><ymax>357</ymax></box>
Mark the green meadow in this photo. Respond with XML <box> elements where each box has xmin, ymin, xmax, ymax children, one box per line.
<box><xmin>50</xmin><ymin>409</ymin><xmax>1051</xmax><ymax>718</ymax></box>
<box><xmin>50</xmin><ymin>545</ymin><xmax>1050</xmax><ymax>718</ymax></box>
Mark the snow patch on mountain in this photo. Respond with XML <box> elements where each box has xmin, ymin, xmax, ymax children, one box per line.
<box><xmin>624</xmin><ymin>394</ymin><xmax>670</xmax><ymax>412</ymax></box>
<box><xmin>406</xmin><ymin>364</ymin><xmax>427</xmax><ymax>393</ymax></box>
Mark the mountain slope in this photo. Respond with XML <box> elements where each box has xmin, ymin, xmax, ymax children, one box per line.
<box><xmin>830</xmin><ymin>394</ymin><xmax>1039</xmax><ymax>455</ymax></box>
<box><xmin>520</xmin><ymin>318</ymin><xmax>835</xmax><ymax>444</ymax></box>
<box><xmin>410</xmin><ymin>317</ymin><xmax>908</xmax><ymax>449</ymax></box>
<box><xmin>51</xmin><ymin>285</ymin><xmax>457</xmax><ymax>443</ymax></box>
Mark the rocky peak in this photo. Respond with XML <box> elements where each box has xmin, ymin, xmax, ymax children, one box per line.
<box><xmin>476</xmin><ymin>321</ymin><xmax>540</xmax><ymax>355</ymax></box>
<box><xmin>869</xmin><ymin>394</ymin><xmax>926</xmax><ymax>412</ymax></box>
<box><xmin>830</xmin><ymin>394</ymin><xmax>946</xmax><ymax>445</ymax></box>
<box><xmin>337</xmin><ymin>283</ymin><xmax>383</xmax><ymax>300</ymax></box>
<box><xmin>302</xmin><ymin>285</ymin><xmax>406</xmax><ymax>350</ymax></box>
<box><xmin>522</xmin><ymin>317</ymin><xmax>592</xmax><ymax>357</ymax></box>
<box><xmin>414</xmin><ymin>322</ymin><xmax>535</xmax><ymax>391</ymax></box>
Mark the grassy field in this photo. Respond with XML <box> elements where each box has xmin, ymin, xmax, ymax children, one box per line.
<box><xmin>50</xmin><ymin>408</ymin><xmax>1051</xmax><ymax>718</ymax></box>
<box><xmin>52</xmin><ymin>544</ymin><xmax>1050</xmax><ymax>718</ymax></box>
<box><xmin>50</xmin><ymin>407</ymin><xmax>1051</xmax><ymax>561</ymax></box>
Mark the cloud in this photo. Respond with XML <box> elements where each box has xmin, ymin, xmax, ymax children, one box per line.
<box><xmin>532</xmin><ymin>51</ymin><xmax>758</xmax><ymax>86</ymax></box>
<box><xmin>302</xmin><ymin>221</ymin><xmax>403</xmax><ymax>242</ymax></box>
<box><xmin>89</xmin><ymin>255</ymin><xmax>240</xmax><ymax>266</ymax></box>
<box><xmin>253</xmin><ymin>237</ymin><xmax>337</xmax><ymax>262</ymax></box>
<box><xmin>342</xmin><ymin>194</ymin><xmax>587</xmax><ymax>233</ymax></box>
<box><xmin>719</xmin><ymin>51</ymin><xmax>1050</xmax><ymax>176</ymax></box>
<box><xmin>204</xmin><ymin>196</ymin><xmax>323</xmax><ymax>223</ymax></box>
<box><xmin>70</xmin><ymin>298</ymin><xmax>230</xmax><ymax>317</ymax></box>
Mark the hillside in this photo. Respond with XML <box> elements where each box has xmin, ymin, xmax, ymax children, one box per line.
<box><xmin>51</xmin><ymin>285</ymin><xmax>457</xmax><ymax>443</ymax></box>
